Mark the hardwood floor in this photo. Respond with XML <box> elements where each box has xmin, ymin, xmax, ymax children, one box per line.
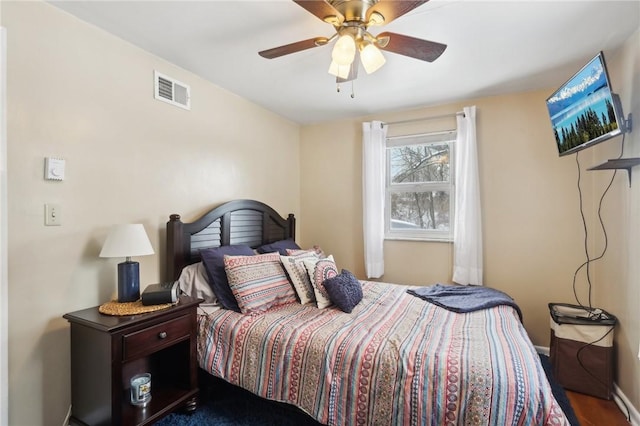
<box><xmin>567</xmin><ymin>390</ymin><xmax>630</xmax><ymax>425</ymax></box>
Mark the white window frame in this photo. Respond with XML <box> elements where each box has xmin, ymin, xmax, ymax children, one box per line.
<box><xmin>384</xmin><ymin>130</ymin><xmax>456</xmax><ymax>242</ymax></box>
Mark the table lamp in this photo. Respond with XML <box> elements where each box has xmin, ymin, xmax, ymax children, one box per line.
<box><xmin>100</xmin><ymin>224</ymin><xmax>154</xmax><ymax>302</ymax></box>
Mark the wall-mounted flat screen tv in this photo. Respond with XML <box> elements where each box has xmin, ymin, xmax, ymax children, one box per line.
<box><xmin>546</xmin><ymin>52</ymin><xmax>624</xmax><ymax>156</ymax></box>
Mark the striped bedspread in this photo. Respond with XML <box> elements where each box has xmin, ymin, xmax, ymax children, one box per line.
<box><xmin>198</xmin><ymin>281</ymin><xmax>569</xmax><ymax>425</ymax></box>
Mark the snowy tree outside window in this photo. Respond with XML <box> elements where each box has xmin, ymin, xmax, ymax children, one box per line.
<box><xmin>385</xmin><ymin>131</ymin><xmax>455</xmax><ymax>241</ymax></box>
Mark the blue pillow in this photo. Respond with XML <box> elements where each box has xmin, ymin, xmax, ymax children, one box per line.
<box><xmin>322</xmin><ymin>269</ymin><xmax>363</xmax><ymax>313</ymax></box>
<box><xmin>200</xmin><ymin>245</ymin><xmax>255</xmax><ymax>312</ymax></box>
<box><xmin>256</xmin><ymin>239</ymin><xmax>301</xmax><ymax>255</ymax></box>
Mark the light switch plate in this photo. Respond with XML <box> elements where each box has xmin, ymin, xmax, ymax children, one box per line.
<box><xmin>45</xmin><ymin>204</ymin><xmax>61</xmax><ymax>226</ymax></box>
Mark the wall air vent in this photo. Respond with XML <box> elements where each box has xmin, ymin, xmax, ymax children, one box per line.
<box><xmin>154</xmin><ymin>71</ymin><xmax>190</xmax><ymax>110</ymax></box>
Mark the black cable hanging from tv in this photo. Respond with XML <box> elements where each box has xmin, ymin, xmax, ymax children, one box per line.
<box><xmin>571</xmin><ymin>133</ymin><xmax>625</xmax><ymax>313</ymax></box>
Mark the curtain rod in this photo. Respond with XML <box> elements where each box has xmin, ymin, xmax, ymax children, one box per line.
<box><xmin>383</xmin><ymin>111</ymin><xmax>464</xmax><ymax>126</ymax></box>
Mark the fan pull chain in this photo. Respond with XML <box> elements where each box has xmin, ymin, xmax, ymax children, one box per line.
<box><xmin>335</xmin><ymin>82</ymin><xmax>355</xmax><ymax>98</ymax></box>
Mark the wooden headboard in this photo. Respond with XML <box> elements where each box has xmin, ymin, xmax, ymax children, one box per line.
<box><xmin>166</xmin><ymin>199</ymin><xmax>296</xmax><ymax>281</ymax></box>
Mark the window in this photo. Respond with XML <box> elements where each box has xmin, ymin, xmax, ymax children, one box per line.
<box><xmin>385</xmin><ymin>131</ymin><xmax>455</xmax><ymax>241</ymax></box>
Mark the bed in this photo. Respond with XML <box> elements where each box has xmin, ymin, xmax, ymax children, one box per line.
<box><xmin>166</xmin><ymin>199</ymin><xmax>569</xmax><ymax>425</ymax></box>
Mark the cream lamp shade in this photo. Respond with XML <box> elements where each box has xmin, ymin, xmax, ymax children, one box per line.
<box><xmin>100</xmin><ymin>224</ymin><xmax>154</xmax><ymax>259</ymax></box>
<box><xmin>328</xmin><ymin>60</ymin><xmax>351</xmax><ymax>79</ymax></box>
<box><xmin>332</xmin><ymin>34</ymin><xmax>356</xmax><ymax>66</ymax></box>
<box><xmin>360</xmin><ymin>43</ymin><xmax>386</xmax><ymax>74</ymax></box>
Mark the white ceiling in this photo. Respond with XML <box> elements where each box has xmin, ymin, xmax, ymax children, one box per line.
<box><xmin>48</xmin><ymin>0</ymin><xmax>639</xmax><ymax>125</ymax></box>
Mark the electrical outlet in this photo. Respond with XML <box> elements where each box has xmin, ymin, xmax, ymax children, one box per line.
<box><xmin>45</xmin><ymin>203</ymin><xmax>61</xmax><ymax>226</ymax></box>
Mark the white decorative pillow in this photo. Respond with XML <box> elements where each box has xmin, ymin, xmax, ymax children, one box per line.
<box><xmin>303</xmin><ymin>255</ymin><xmax>338</xmax><ymax>309</ymax></box>
<box><xmin>176</xmin><ymin>262</ymin><xmax>220</xmax><ymax>308</ymax></box>
<box><xmin>224</xmin><ymin>253</ymin><xmax>297</xmax><ymax>314</ymax></box>
<box><xmin>280</xmin><ymin>251</ymin><xmax>319</xmax><ymax>305</ymax></box>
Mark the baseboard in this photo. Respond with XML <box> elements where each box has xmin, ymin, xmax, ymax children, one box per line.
<box><xmin>614</xmin><ymin>383</ymin><xmax>639</xmax><ymax>426</ymax></box>
<box><xmin>535</xmin><ymin>345</ymin><xmax>638</xmax><ymax>424</ymax></box>
<box><xmin>63</xmin><ymin>405</ymin><xmax>71</xmax><ymax>426</ymax></box>
<box><xmin>534</xmin><ymin>345</ymin><xmax>549</xmax><ymax>356</ymax></box>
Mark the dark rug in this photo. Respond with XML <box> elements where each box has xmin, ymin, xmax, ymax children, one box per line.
<box><xmin>155</xmin><ymin>356</ymin><xmax>579</xmax><ymax>425</ymax></box>
<box><xmin>540</xmin><ymin>354</ymin><xmax>581</xmax><ymax>425</ymax></box>
<box><xmin>154</xmin><ymin>375</ymin><xmax>322</xmax><ymax>426</ymax></box>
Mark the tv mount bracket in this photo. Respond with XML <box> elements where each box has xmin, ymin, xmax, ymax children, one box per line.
<box><xmin>623</xmin><ymin>113</ymin><xmax>633</xmax><ymax>134</ymax></box>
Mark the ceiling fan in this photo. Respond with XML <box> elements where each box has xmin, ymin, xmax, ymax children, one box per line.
<box><xmin>258</xmin><ymin>0</ymin><xmax>447</xmax><ymax>83</ymax></box>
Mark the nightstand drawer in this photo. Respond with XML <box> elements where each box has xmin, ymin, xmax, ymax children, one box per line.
<box><xmin>123</xmin><ymin>314</ymin><xmax>191</xmax><ymax>360</ymax></box>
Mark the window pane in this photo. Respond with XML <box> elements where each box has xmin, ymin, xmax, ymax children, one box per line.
<box><xmin>390</xmin><ymin>191</ymin><xmax>450</xmax><ymax>230</ymax></box>
<box><xmin>389</xmin><ymin>143</ymin><xmax>450</xmax><ymax>184</ymax></box>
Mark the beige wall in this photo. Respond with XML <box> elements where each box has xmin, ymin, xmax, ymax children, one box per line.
<box><xmin>3</xmin><ymin>2</ymin><xmax>300</xmax><ymax>425</ymax></box>
<box><xmin>591</xmin><ymin>29</ymin><xmax>640</xmax><ymax>413</ymax></box>
<box><xmin>300</xmin><ymin>34</ymin><xmax>640</xmax><ymax>412</ymax></box>
<box><xmin>1</xmin><ymin>3</ymin><xmax>8</xmax><ymax>425</ymax></box>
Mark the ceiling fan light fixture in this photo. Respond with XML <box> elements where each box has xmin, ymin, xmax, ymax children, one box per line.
<box><xmin>332</xmin><ymin>34</ymin><xmax>356</xmax><ymax>66</ymax></box>
<box><xmin>328</xmin><ymin>60</ymin><xmax>351</xmax><ymax>79</ymax></box>
<box><xmin>360</xmin><ymin>43</ymin><xmax>386</xmax><ymax>74</ymax></box>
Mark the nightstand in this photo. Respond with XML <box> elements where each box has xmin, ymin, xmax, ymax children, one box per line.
<box><xmin>63</xmin><ymin>296</ymin><xmax>202</xmax><ymax>426</ymax></box>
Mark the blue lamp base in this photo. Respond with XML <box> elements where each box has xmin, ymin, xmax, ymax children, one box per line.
<box><xmin>117</xmin><ymin>261</ymin><xmax>140</xmax><ymax>302</ymax></box>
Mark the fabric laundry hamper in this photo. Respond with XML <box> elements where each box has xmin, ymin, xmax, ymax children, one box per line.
<box><xmin>549</xmin><ymin>303</ymin><xmax>616</xmax><ymax>399</ymax></box>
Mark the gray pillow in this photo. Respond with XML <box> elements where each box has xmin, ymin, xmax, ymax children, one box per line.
<box><xmin>322</xmin><ymin>269</ymin><xmax>363</xmax><ymax>313</ymax></box>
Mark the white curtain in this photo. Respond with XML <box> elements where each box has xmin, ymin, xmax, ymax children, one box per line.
<box><xmin>362</xmin><ymin>121</ymin><xmax>387</xmax><ymax>278</ymax></box>
<box><xmin>453</xmin><ymin>106</ymin><xmax>483</xmax><ymax>285</ymax></box>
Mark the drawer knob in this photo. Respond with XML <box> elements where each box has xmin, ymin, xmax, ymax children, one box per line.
<box><xmin>158</xmin><ymin>331</ymin><xmax>167</xmax><ymax>339</ymax></box>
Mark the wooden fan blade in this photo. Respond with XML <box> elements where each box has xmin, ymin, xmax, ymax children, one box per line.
<box><xmin>376</xmin><ymin>31</ymin><xmax>446</xmax><ymax>62</ymax></box>
<box><xmin>293</xmin><ymin>0</ymin><xmax>344</xmax><ymax>25</ymax></box>
<box><xmin>367</xmin><ymin>1</ymin><xmax>429</xmax><ymax>25</ymax></box>
<box><xmin>259</xmin><ymin>37</ymin><xmax>325</xmax><ymax>59</ymax></box>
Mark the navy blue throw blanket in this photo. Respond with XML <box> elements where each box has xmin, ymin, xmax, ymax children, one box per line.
<box><xmin>407</xmin><ymin>284</ymin><xmax>523</xmax><ymax>321</ymax></box>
